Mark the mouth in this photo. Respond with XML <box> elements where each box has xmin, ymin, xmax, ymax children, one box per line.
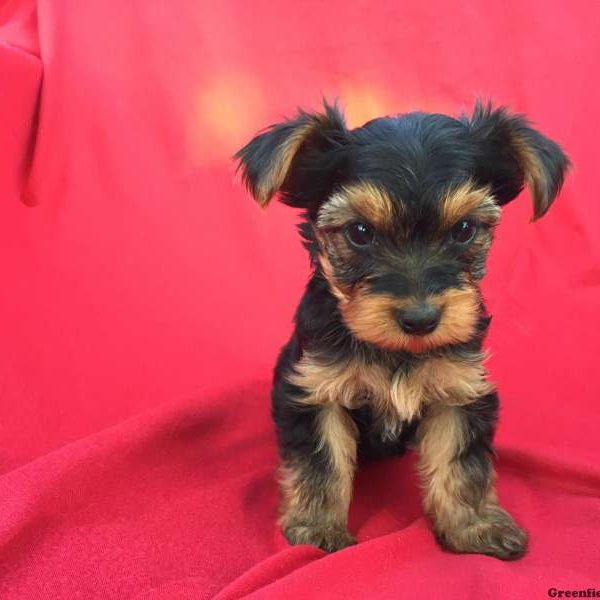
<box><xmin>401</xmin><ymin>335</ymin><xmax>438</xmax><ymax>354</ymax></box>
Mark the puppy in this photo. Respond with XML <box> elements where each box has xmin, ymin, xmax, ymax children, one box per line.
<box><xmin>235</xmin><ymin>100</ymin><xmax>569</xmax><ymax>559</ymax></box>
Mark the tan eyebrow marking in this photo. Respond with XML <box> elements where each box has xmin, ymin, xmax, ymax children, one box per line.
<box><xmin>317</xmin><ymin>181</ymin><xmax>396</xmax><ymax>231</ymax></box>
<box><xmin>439</xmin><ymin>181</ymin><xmax>500</xmax><ymax>230</ymax></box>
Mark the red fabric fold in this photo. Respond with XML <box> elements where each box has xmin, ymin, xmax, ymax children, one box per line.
<box><xmin>0</xmin><ymin>42</ymin><xmax>41</xmax><ymax>205</ymax></box>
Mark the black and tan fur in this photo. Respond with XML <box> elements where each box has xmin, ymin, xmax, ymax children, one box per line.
<box><xmin>235</xmin><ymin>100</ymin><xmax>569</xmax><ymax>559</ymax></box>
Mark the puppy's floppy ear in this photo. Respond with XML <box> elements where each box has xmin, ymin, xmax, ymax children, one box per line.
<box><xmin>234</xmin><ymin>100</ymin><xmax>348</xmax><ymax>208</ymax></box>
<box><xmin>465</xmin><ymin>100</ymin><xmax>570</xmax><ymax>221</ymax></box>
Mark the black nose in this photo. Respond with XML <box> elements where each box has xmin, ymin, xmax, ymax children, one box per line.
<box><xmin>397</xmin><ymin>304</ymin><xmax>441</xmax><ymax>336</ymax></box>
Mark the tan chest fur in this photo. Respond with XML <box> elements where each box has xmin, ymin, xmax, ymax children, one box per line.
<box><xmin>288</xmin><ymin>352</ymin><xmax>494</xmax><ymax>426</ymax></box>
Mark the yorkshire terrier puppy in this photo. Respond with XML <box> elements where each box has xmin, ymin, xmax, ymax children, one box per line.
<box><xmin>235</xmin><ymin>100</ymin><xmax>568</xmax><ymax>559</ymax></box>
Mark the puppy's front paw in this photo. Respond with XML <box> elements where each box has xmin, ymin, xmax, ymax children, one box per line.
<box><xmin>283</xmin><ymin>523</ymin><xmax>356</xmax><ymax>553</ymax></box>
<box><xmin>441</xmin><ymin>506</ymin><xmax>527</xmax><ymax>560</ymax></box>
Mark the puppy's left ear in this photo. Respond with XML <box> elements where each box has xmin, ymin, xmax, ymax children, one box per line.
<box><xmin>234</xmin><ymin>100</ymin><xmax>348</xmax><ymax>209</ymax></box>
<box><xmin>466</xmin><ymin>101</ymin><xmax>570</xmax><ymax>220</ymax></box>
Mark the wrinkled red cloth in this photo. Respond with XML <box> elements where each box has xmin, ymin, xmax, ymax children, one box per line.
<box><xmin>1</xmin><ymin>1</ymin><xmax>599</xmax><ymax>598</ymax></box>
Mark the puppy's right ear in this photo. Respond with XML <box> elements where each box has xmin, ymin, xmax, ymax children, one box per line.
<box><xmin>465</xmin><ymin>101</ymin><xmax>570</xmax><ymax>221</ymax></box>
<box><xmin>234</xmin><ymin>101</ymin><xmax>347</xmax><ymax>208</ymax></box>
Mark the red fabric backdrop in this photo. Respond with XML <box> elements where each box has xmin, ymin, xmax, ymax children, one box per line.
<box><xmin>1</xmin><ymin>1</ymin><xmax>599</xmax><ymax>598</ymax></box>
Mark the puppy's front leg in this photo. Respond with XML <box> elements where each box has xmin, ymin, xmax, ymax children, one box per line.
<box><xmin>417</xmin><ymin>393</ymin><xmax>527</xmax><ymax>560</ymax></box>
<box><xmin>276</xmin><ymin>401</ymin><xmax>358</xmax><ymax>552</ymax></box>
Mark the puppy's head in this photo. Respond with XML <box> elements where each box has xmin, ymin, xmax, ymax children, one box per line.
<box><xmin>235</xmin><ymin>100</ymin><xmax>569</xmax><ymax>353</ymax></box>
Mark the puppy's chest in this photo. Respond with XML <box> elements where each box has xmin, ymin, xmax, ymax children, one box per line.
<box><xmin>290</xmin><ymin>352</ymin><xmax>493</xmax><ymax>423</ymax></box>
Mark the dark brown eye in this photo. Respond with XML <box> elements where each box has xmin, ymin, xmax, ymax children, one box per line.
<box><xmin>345</xmin><ymin>222</ymin><xmax>375</xmax><ymax>247</ymax></box>
<box><xmin>450</xmin><ymin>219</ymin><xmax>477</xmax><ymax>244</ymax></box>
